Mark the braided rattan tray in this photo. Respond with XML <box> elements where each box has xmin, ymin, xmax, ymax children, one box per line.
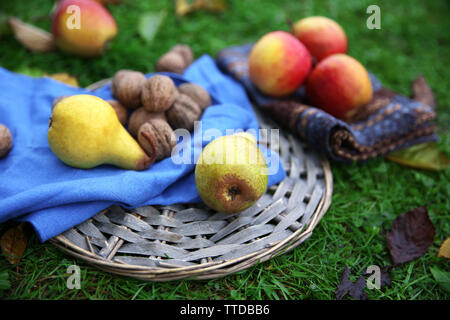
<box><xmin>50</xmin><ymin>80</ymin><xmax>333</xmax><ymax>282</ymax></box>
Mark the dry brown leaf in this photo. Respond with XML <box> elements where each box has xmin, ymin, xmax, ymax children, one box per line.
<box><xmin>1</xmin><ymin>223</ymin><xmax>27</xmax><ymax>265</ymax></box>
<box><xmin>411</xmin><ymin>76</ymin><xmax>436</xmax><ymax>109</ymax></box>
<box><xmin>335</xmin><ymin>267</ymin><xmax>368</xmax><ymax>300</ymax></box>
<box><xmin>47</xmin><ymin>73</ymin><xmax>79</xmax><ymax>87</ymax></box>
<box><xmin>8</xmin><ymin>17</ymin><xmax>56</xmax><ymax>53</ymax></box>
<box><xmin>438</xmin><ymin>237</ymin><xmax>450</xmax><ymax>259</ymax></box>
<box><xmin>386</xmin><ymin>206</ymin><xmax>435</xmax><ymax>265</ymax></box>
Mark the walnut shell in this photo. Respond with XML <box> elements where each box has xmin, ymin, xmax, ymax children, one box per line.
<box><xmin>107</xmin><ymin>100</ymin><xmax>129</xmax><ymax>126</ymax></box>
<box><xmin>128</xmin><ymin>107</ymin><xmax>167</xmax><ymax>138</ymax></box>
<box><xmin>137</xmin><ymin>119</ymin><xmax>177</xmax><ymax>162</ymax></box>
<box><xmin>171</xmin><ymin>44</ymin><xmax>194</xmax><ymax>66</ymax></box>
<box><xmin>178</xmin><ymin>83</ymin><xmax>211</xmax><ymax>111</ymax></box>
<box><xmin>166</xmin><ymin>93</ymin><xmax>202</xmax><ymax>131</ymax></box>
<box><xmin>0</xmin><ymin>124</ymin><xmax>12</xmax><ymax>158</ymax></box>
<box><xmin>141</xmin><ymin>75</ymin><xmax>178</xmax><ymax>113</ymax></box>
<box><xmin>155</xmin><ymin>51</ymin><xmax>186</xmax><ymax>74</ymax></box>
<box><xmin>111</xmin><ymin>70</ymin><xmax>146</xmax><ymax>109</ymax></box>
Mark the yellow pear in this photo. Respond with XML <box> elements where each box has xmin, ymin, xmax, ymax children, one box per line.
<box><xmin>48</xmin><ymin>94</ymin><xmax>151</xmax><ymax>170</ymax></box>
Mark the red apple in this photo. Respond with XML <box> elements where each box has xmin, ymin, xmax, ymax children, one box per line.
<box><xmin>292</xmin><ymin>16</ymin><xmax>347</xmax><ymax>62</ymax></box>
<box><xmin>306</xmin><ymin>54</ymin><xmax>373</xmax><ymax>119</ymax></box>
<box><xmin>51</xmin><ymin>0</ymin><xmax>118</xmax><ymax>57</ymax></box>
<box><xmin>249</xmin><ymin>31</ymin><xmax>312</xmax><ymax>97</ymax></box>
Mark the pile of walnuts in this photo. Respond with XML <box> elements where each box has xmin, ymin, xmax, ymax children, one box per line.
<box><xmin>108</xmin><ymin>44</ymin><xmax>211</xmax><ymax>164</ymax></box>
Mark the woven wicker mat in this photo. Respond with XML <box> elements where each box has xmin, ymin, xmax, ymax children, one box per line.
<box><xmin>50</xmin><ymin>99</ymin><xmax>333</xmax><ymax>281</ymax></box>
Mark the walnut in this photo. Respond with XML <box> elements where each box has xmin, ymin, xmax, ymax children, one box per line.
<box><xmin>128</xmin><ymin>107</ymin><xmax>166</xmax><ymax>138</ymax></box>
<box><xmin>178</xmin><ymin>82</ymin><xmax>211</xmax><ymax>111</ymax></box>
<box><xmin>171</xmin><ymin>44</ymin><xmax>194</xmax><ymax>66</ymax></box>
<box><xmin>165</xmin><ymin>93</ymin><xmax>202</xmax><ymax>131</ymax></box>
<box><xmin>155</xmin><ymin>44</ymin><xmax>194</xmax><ymax>75</ymax></box>
<box><xmin>141</xmin><ymin>75</ymin><xmax>178</xmax><ymax>113</ymax></box>
<box><xmin>137</xmin><ymin>119</ymin><xmax>177</xmax><ymax>162</ymax></box>
<box><xmin>111</xmin><ymin>70</ymin><xmax>146</xmax><ymax>109</ymax></box>
<box><xmin>155</xmin><ymin>51</ymin><xmax>186</xmax><ymax>75</ymax></box>
<box><xmin>0</xmin><ymin>124</ymin><xmax>12</xmax><ymax>158</ymax></box>
<box><xmin>107</xmin><ymin>100</ymin><xmax>128</xmax><ymax>126</ymax></box>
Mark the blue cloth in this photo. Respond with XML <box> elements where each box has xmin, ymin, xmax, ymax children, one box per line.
<box><xmin>0</xmin><ymin>55</ymin><xmax>286</xmax><ymax>242</ymax></box>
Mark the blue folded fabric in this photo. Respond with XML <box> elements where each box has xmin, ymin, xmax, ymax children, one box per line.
<box><xmin>0</xmin><ymin>55</ymin><xmax>286</xmax><ymax>242</ymax></box>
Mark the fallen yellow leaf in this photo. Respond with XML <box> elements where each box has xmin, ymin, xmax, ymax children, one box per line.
<box><xmin>387</xmin><ymin>142</ymin><xmax>450</xmax><ymax>171</ymax></box>
<box><xmin>175</xmin><ymin>0</ymin><xmax>192</xmax><ymax>16</ymax></box>
<box><xmin>438</xmin><ymin>237</ymin><xmax>450</xmax><ymax>259</ymax></box>
<box><xmin>47</xmin><ymin>73</ymin><xmax>79</xmax><ymax>87</ymax></box>
<box><xmin>192</xmin><ymin>0</ymin><xmax>228</xmax><ymax>12</ymax></box>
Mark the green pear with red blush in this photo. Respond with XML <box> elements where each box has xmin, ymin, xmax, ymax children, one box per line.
<box><xmin>195</xmin><ymin>133</ymin><xmax>268</xmax><ymax>214</ymax></box>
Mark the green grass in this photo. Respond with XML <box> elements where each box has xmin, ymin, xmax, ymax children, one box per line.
<box><xmin>0</xmin><ymin>0</ymin><xmax>449</xmax><ymax>300</ymax></box>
